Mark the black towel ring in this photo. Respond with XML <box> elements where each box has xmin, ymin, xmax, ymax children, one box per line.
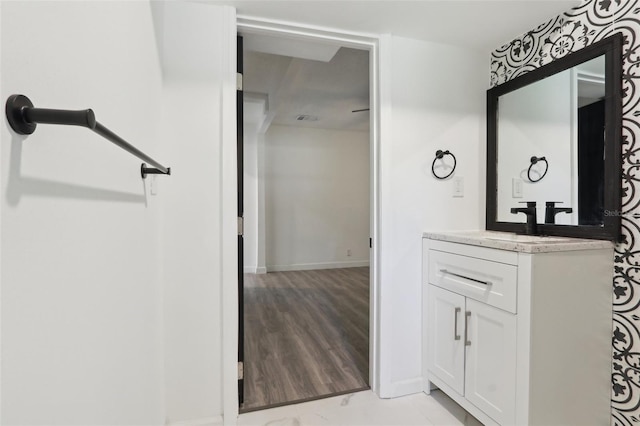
<box><xmin>527</xmin><ymin>156</ymin><xmax>548</xmax><ymax>182</ymax></box>
<box><xmin>432</xmin><ymin>150</ymin><xmax>456</xmax><ymax>180</ymax></box>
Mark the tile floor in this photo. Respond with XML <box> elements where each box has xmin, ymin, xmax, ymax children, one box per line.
<box><xmin>237</xmin><ymin>389</ymin><xmax>484</xmax><ymax>426</ymax></box>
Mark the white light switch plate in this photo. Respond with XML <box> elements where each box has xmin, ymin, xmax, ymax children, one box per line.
<box><xmin>512</xmin><ymin>178</ymin><xmax>523</xmax><ymax>198</ymax></box>
<box><xmin>453</xmin><ymin>176</ymin><xmax>464</xmax><ymax>198</ymax></box>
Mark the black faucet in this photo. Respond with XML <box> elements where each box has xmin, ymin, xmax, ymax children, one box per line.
<box><xmin>511</xmin><ymin>201</ymin><xmax>538</xmax><ymax>235</ymax></box>
<box><xmin>545</xmin><ymin>201</ymin><xmax>573</xmax><ymax>224</ymax></box>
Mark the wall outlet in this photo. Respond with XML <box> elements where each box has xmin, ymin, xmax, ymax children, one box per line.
<box><xmin>512</xmin><ymin>178</ymin><xmax>523</xmax><ymax>198</ymax></box>
<box><xmin>453</xmin><ymin>176</ymin><xmax>464</xmax><ymax>198</ymax></box>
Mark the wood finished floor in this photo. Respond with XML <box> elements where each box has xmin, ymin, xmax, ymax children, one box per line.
<box><xmin>242</xmin><ymin>267</ymin><xmax>369</xmax><ymax>411</ymax></box>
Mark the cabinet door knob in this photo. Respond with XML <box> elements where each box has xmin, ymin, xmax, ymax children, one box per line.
<box><xmin>465</xmin><ymin>311</ymin><xmax>472</xmax><ymax>346</ymax></box>
<box><xmin>454</xmin><ymin>307</ymin><xmax>461</xmax><ymax>340</ymax></box>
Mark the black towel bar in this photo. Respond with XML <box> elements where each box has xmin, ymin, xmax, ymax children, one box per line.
<box><xmin>5</xmin><ymin>94</ymin><xmax>171</xmax><ymax>179</ymax></box>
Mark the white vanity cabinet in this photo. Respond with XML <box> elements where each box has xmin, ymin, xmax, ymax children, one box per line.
<box><xmin>422</xmin><ymin>232</ymin><xmax>614</xmax><ymax>426</ymax></box>
<box><xmin>429</xmin><ymin>285</ymin><xmax>517</xmax><ymax>424</ymax></box>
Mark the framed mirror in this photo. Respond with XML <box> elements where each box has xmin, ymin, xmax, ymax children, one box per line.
<box><xmin>486</xmin><ymin>33</ymin><xmax>623</xmax><ymax>241</ymax></box>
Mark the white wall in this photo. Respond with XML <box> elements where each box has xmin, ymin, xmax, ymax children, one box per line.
<box><xmin>1</xmin><ymin>3</ymin><xmax>489</xmax><ymax>422</ymax></box>
<box><xmin>1</xmin><ymin>2</ymin><xmax>237</xmax><ymax>425</ymax></box>
<box><xmin>263</xmin><ymin>125</ymin><xmax>370</xmax><ymax>271</ymax></box>
<box><xmin>378</xmin><ymin>35</ymin><xmax>486</xmax><ymax>396</ymax></box>
<box><xmin>161</xmin><ymin>79</ymin><xmax>225</xmax><ymax>424</ymax></box>
<box><xmin>242</xmin><ymin>99</ymin><xmax>266</xmax><ymax>274</ymax></box>
<box><xmin>1</xmin><ymin>2</ymin><xmax>164</xmax><ymax>424</ymax></box>
<box><xmin>154</xmin><ymin>2</ymin><xmax>235</xmax><ymax>424</ymax></box>
<box><xmin>497</xmin><ymin>69</ymin><xmax>574</xmax><ymax>224</ymax></box>
<box><xmin>245</xmin><ymin>127</ymin><xmax>269</xmax><ymax>275</ymax></box>
<box><xmin>243</xmin><ymin>121</ymin><xmax>260</xmax><ymax>272</ymax></box>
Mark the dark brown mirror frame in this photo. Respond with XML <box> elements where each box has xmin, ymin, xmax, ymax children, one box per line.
<box><xmin>486</xmin><ymin>33</ymin><xmax>623</xmax><ymax>241</ymax></box>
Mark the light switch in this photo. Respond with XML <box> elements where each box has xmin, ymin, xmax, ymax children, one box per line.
<box><xmin>453</xmin><ymin>176</ymin><xmax>464</xmax><ymax>198</ymax></box>
<box><xmin>512</xmin><ymin>178</ymin><xmax>523</xmax><ymax>198</ymax></box>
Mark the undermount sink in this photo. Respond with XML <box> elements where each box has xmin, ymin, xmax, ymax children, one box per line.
<box><xmin>484</xmin><ymin>234</ymin><xmax>569</xmax><ymax>243</ymax></box>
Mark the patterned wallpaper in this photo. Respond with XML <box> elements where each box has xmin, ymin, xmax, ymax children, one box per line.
<box><xmin>490</xmin><ymin>1</ymin><xmax>640</xmax><ymax>423</ymax></box>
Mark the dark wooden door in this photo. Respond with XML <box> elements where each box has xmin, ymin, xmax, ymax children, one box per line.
<box><xmin>237</xmin><ymin>34</ymin><xmax>245</xmax><ymax>405</ymax></box>
<box><xmin>578</xmin><ymin>99</ymin><xmax>605</xmax><ymax>226</ymax></box>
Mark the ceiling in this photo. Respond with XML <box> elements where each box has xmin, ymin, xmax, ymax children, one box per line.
<box><xmin>229</xmin><ymin>0</ymin><xmax>583</xmax><ymax>132</ymax></box>
<box><xmin>243</xmin><ymin>46</ymin><xmax>370</xmax><ymax>131</ymax></box>
<box><xmin>208</xmin><ymin>1</ymin><xmax>582</xmax><ymax>51</ymax></box>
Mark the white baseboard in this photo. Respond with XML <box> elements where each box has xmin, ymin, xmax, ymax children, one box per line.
<box><xmin>166</xmin><ymin>416</ymin><xmax>223</xmax><ymax>426</ymax></box>
<box><xmin>242</xmin><ymin>266</ymin><xmax>267</xmax><ymax>274</ymax></box>
<box><xmin>379</xmin><ymin>377</ymin><xmax>424</xmax><ymax>399</ymax></box>
<box><xmin>267</xmin><ymin>260</ymin><xmax>370</xmax><ymax>272</ymax></box>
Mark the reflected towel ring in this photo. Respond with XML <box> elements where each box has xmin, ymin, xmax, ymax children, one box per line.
<box><xmin>528</xmin><ymin>156</ymin><xmax>548</xmax><ymax>182</ymax></box>
<box><xmin>432</xmin><ymin>150</ymin><xmax>456</xmax><ymax>180</ymax></box>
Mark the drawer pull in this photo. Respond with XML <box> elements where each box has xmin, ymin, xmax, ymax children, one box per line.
<box><xmin>465</xmin><ymin>311</ymin><xmax>471</xmax><ymax>346</ymax></box>
<box><xmin>454</xmin><ymin>307</ymin><xmax>461</xmax><ymax>340</ymax></box>
<box><xmin>440</xmin><ymin>269</ymin><xmax>491</xmax><ymax>286</ymax></box>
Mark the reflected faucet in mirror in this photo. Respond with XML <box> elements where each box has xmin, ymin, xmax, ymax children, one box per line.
<box><xmin>545</xmin><ymin>201</ymin><xmax>573</xmax><ymax>224</ymax></box>
<box><xmin>511</xmin><ymin>201</ymin><xmax>538</xmax><ymax>235</ymax></box>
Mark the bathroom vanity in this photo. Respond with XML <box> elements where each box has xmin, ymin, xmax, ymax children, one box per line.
<box><xmin>422</xmin><ymin>231</ymin><xmax>613</xmax><ymax>426</ymax></box>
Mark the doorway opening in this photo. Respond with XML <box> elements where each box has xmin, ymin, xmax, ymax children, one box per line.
<box><xmin>238</xmin><ymin>29</ymin><xmax>373</xmax><ymax>412</ymax></box>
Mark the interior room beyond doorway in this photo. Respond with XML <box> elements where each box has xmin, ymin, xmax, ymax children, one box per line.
<box><xmin>240</xmin><ymin>33</ymin><xmax>372</xmax><ymax>411</ymax></box>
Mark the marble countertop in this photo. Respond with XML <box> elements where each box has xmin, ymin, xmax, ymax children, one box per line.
<box><xmin>423</xmin><ymin>230</ymin><xmax>614</xmax><ymax>253</ymax></box>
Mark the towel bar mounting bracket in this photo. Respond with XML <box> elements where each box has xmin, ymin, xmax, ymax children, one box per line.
<box><xmin>141</xmin><ymin>163</ymin><xmax>171</xmax><ymax>179</ymax></box>
<box><xmin>6</xmin><ymin>94</ymin><xmax>37</xmax><ymax>135</ymax></box>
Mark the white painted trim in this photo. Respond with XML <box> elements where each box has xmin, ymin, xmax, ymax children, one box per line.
<box><xmin>221</xmin><ymin>6</ymin><xmax>239</xmax><ymax>426</ymax></box>
<box><xmin>226</xmin><ymin>14</ymin><xmax>383</xmax><ymax>420</ymax></box>
<box><xmin>266</xmin><ymin>260</ymin><xmax>370</xmax><ymax>272</ymax></box>
<box><xmin>255</xmin><ymin>266</ymin><xmax>267</xmax><ymax>274</ymax></box>
<box><xmin>368</xmin><ymin>29</ymin><xmax>383</xmax><ymax>398</ymax></box>
<box><xmin>166</xmin><ymin>416</ymin><xmax>224</xmax><ymax>426</ymax></box>
<box><xmin>243</xmin><ymin>266</ymin><xmax>257</xmax><ymax>274</ymax></box>
<box><xmin>385</xmin><ymin>377</ymin><xmax>424</xmax><ymax>398</ymax></box>
<box><xmin>238</xmin><ymin>15</ymin><xmax>380</xmax><ymax>48</ymax></box>
<box><xmin>376</xmin><ymin>33</ymin><xmax>393</xmax><ymax>399</ymax></box>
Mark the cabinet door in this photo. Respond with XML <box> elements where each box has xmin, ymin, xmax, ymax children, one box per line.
<box><xmin>465</xmin><ymin>299</ymin><xmax>516</xmax><ymax>425</ymax></box>
<box><xmin>427</xmin><ymin>285</ymin><xmax>465</xmax><ymax>395</ymax></box>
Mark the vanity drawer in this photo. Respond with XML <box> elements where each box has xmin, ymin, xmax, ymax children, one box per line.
<box><xmin>428</xmin><ymin>249</ymin><xmax>517</xmax><ymax>314</ymax></box>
